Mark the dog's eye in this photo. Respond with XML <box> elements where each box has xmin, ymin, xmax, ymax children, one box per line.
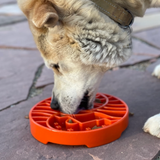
<box><xmin>88</xmin><ymin>20</ymin><xmax>93</xmax><ymax>24</ymax></box>
<box><xmin>50</xmin><ymin>63</ymin><xmax>60</xmax><ymax>70</ymax></box>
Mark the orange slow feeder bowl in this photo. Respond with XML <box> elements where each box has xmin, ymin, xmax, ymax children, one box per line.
<box><xmin>29</xmin><ymin>93</ymin><xmax>129</xmax><ymax>148</ymax></box>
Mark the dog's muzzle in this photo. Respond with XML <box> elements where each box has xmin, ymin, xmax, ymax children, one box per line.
<box><xmin>50</xmin><ymin>92</ymin><xmax>90</xmax><ymax>114</ymax></box>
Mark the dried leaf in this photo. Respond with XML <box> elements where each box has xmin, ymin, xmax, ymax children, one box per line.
<box><xmin>89</xmin><ymin>153</ymin><xmax>102</xmax><ymax>160</ymax></box>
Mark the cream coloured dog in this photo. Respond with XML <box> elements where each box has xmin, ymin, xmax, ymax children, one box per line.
<box><xmin>17</xmin><ymin>0</ymin><xmax>160</xmax><ymax>138</ymax></box>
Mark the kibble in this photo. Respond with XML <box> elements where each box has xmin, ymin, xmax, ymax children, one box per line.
<box><xmin>25</xmin><ymin>115</ymin><xmax>29</xmax><ymax>119</ymax></box>
<box><xmin>60</xmin><ymin>115</ymin><xmax>65</xmax><ymax>117</ymax></box>
<box><xmin>129</xmin><ymin>112</ymin><xmax>134</xmax><ymax>116</ymax></box>
<box><xmin>68</xmin><ymin>119</ymin><xmax>73</xmax><ymax>123</ymax></box>
<box><xmin>92</xmin><ymin>125</ymin><xmax>102</xmax><ymax>130</ymax></box>
<box><xmin>94</xmin><ymin>99</ymin><xmax>101</xmax><ymax>103</ymax></box>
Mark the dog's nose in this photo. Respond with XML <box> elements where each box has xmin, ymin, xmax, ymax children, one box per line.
<box><xmin>50</xmin><ymin>98</ymin><xmax>60</xmax><ymax>110</ymax></box>
<box><xmin>78</xmin><ymin>92</ymin><xmax>89</xmax><ymax>110</ymax></box>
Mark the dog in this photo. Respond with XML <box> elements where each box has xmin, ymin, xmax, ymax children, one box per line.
<box><xmin>17</xmin><ymin>0</ymin><xmax>160</xmax><ymax>137</ymax></box>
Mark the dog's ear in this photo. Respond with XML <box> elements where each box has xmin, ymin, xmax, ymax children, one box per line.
<box><xmin>32</xmin><ymin>2</ymin><xmax>59</xmax><ymax>28</ymax></box>
<box><xmin>17</xmin><ymin>0</ymin><xmax>59</xmax><ymax>28</ymax></box>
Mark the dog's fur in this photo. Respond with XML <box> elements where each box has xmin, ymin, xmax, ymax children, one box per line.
<box><xmin>17</xmin><ymin>0</ymin><xmax>160</xmax><ymax>137</ymax></box>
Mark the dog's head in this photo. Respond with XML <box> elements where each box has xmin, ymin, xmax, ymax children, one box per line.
<box><xmin>18</xmin><ymin>0</ymin><xmax>132</xmax><ymax>114</ymax></box>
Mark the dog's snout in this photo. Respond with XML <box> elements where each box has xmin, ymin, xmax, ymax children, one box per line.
<box><xmin>50</xmin><ymin>98</ymin><xmax>60</xmax><ymax>110</ymax></box>
<box><xmin>78</xmin><ymin>92</ymin><xmax>89</xmax><ymax>110</ymax></box>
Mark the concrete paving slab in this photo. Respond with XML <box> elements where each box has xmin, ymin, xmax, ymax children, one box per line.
<box><xmin>146</xmin><ymin>8</ymin><xmax>160</xmax><ymax>14</ymax></box>
<box><xmin>0</xmin><ymin>21</ymin><xmax>36</xmax><ymax>48</ymax></box>
<box><xmin>121</xmin><ymin>39</ymin><xmax>160</xmax><ymax>66</ymax></box>
<box><xmin>133</xmin><ymin>27</ymin><xmax>160</xmax><ymax>49</ymax></box>
<box><xmin>0</xmin><ymin>49</ymin><xmax>43</xmax><ymax>110</ymax></box>
<box><xmin>35</xmin><ymin>66</ymin><xmax>54</xmax><ymax>88</ymax></box>
<box><xmin>0</xmin><ymin>3</ymin><xmax>26</xmax><ymax>26</ymax></box>
<box><xmin>0</xmin><ymin>15</ymin><xmax>26</xmax><ymax>26</ymax></box>
<box><xmin>0</xmin><ymin>0</ymin><xmax>16</xmax><ymax>5</ymax></box>
<box><xmin>121</xmin><ymin>54</ymin><xmax>153</xmax><ymax>66</ymax></box>
<box><xmin>132</xmin><ymin>12</ymin><xmax>160</xmax><ymax>32</ymax></box>
<box><xmin>99</xmin><ymin>69</ymin><xmax>160</xmax><ymax>115</ymax></box>
<box><xmin>1</xmin><ymin>69</ymin><xmax>160</xmax><ymax>160</ymax></box>
<box><xmin>0</xmin><ymin>4</ymin><xmax>23</xmax><ymax>15</ymax></box>
<box><xmin>147</xmin><ymin>59</ymin><xmax>160</xmax><ymax>73</ymax></box>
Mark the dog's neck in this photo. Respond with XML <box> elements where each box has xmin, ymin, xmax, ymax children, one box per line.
<box><xmin>91</xmin><ymin>0</ymin><xmax>134</xmax><ymax>28</ymax></box>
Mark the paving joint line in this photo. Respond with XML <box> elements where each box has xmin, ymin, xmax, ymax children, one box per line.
<box><xmin>0</xmin><ymin>18</ymin><xmax>27</xmax><ymax>27</ymax></box>
<box><xmin>35</xmin><ymin>82</ymin><xmax>54</xmax><ymax>89</ymax></box>
<box><xmin>0</xmin><ymin>64</ymin><xmax>45</xmax><ymax>112</ymax></box>
<box><xmin>120</xmin><ymin>57</ymin><xmax>160</xmax><ymax>71</ymax></box>
<box><xmin>0</xmin><ymin>2</ymin><xmax>18</xmax><ymax>6</ymax></box>
<box><xmin>120</xmin><ymin>56</ymin><xmax>160</xmax><ymax>68</ymax></box>
<box><xmin>0</xmin><ymin>45</ymin><xmax>37</xmax><ymax>51</ymax></box>
<box><xmin>27</xmin><ymin>64</ymin><xmax>44</xmax><ymax>99</ymax></box>
<box><xmin>132</xmin><ymin>35</ymin><xmax>160</xmax><ymax>50</ymax></box>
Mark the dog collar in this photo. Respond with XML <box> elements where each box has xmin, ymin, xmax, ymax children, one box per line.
<box><xmin>91</xmin><ymin>0</ymin><xmax>134</xmax><ymax>28</ymax></box>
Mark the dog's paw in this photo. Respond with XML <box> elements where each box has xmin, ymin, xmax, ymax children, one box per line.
<box><xmin>152</xmin><ymin>64</ymin><xmax>160</xmax><ymax>79</ymax></box>
<box><xmin>143</xmin><ymin>114</ymin><xmax>160</xmax><ymax>138</ymax></box>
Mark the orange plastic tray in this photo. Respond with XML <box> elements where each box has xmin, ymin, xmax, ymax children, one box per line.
<box><xmin>29</xmin><ymin>93</ymin><xmax>129</xmax><ymax>148</ymax></box>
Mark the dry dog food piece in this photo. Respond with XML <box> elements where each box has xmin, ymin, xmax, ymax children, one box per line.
<box><xmin>94</xmin><ymin>99</ymin><xmax>101</xmax><ymax>103</ymax></box>
<box><xmin>129</xmin><ymin>112</ymin><xmax>134</xmax><ymax>116</ymax></box>
<box><xmin>25</xmin><ymin>115</ymin><xmax>29</xmax><ymax>119</ymax></box>
<box><xmin>68</xmin><ymin>119</ymin><xmax>73</xmax><ymax>123</ymax></box>
<box><xmin>92</xmin><ymin>126</ymin><xmax>102</xmax><ymax>130</ymax></box>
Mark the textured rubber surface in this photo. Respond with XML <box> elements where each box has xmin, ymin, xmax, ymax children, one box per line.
<box><xmin>29</xmin><ymin>93</ymin><xmax>129</xmax><ymax>148</ymax></box>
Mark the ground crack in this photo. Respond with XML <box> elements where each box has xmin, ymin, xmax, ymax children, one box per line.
<box><xmin>66</xmin><ymin>152</ymin><xmax>73</xmax><ymax>160</ymax></box>
<box><xmin>0</xmin><ymin>64</ymin><xmax>44</xmax><ymax>112</ymax></box>
<box><xmin>27</xmin><ymin>64</ymin><xmax>44</xmax><ymax>99</ymax></box>
<box><xmin>132</xmin><ymin>36</ymin><xmax>160</xmax><ymax>50</ymax></box>
<box><xmin>0</xmin><ymin>45</ymin><xmax>37</xmax><ymax>51</ymax></box>
<box><xmin>120</xmin><ymin>57</ymin><xmax>160</xmax><ymax>71</ymax></box>
<box><xmin>0</xmin><ymin>18</ymin><xmax>27</xmax><ymax>27</ymax></box>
